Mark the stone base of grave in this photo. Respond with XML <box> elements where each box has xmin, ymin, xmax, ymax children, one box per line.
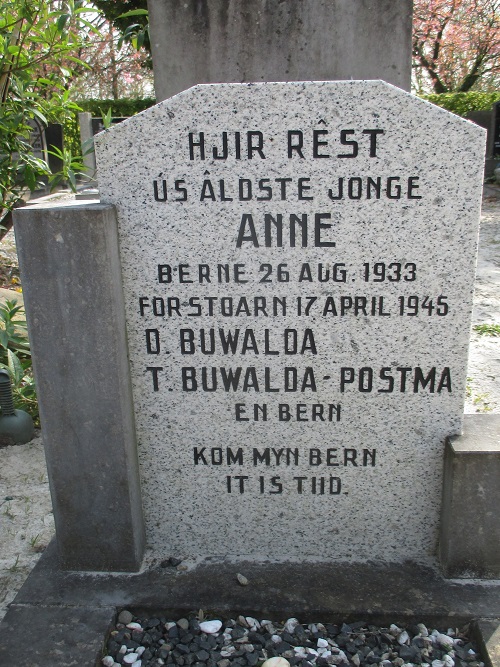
<box><xmin>440</xmin><ymin>414</ymin><xmax>500</xmax><ymax>578</ymax></box>
<box><xmin>1</xmin><ymin>543</ymin><xmax>500</xmax><ymax>667</ymax></box>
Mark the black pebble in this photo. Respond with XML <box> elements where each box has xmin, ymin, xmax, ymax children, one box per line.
<box><xmin>196</xmin><ymin>649</ymin><xmax>210</xmax><ymax>661</ymax></box>
<box><xmin>169</xmin><ymin>556</ymin><xmax>183</xmax><ymax>566</ymax></box>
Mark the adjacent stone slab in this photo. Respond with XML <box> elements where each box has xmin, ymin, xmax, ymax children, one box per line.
<box><xmin>0</xmin><ymin>604</ymin><xmax>115</xmax><ymax>667</ymax></box>
<box><xmin>95</xmin><ymin>81</ymin><xmax>485</xmax><ymax>562</ymax></box>
<box><xmin>14</xmin><ymin>201</ymin><xmax>145</xmax><ymax>571</ymax></box>
<box><xmin>148</xmin><ymin>0</ymin><xmax>413</xmax><ymax>100</ymax></box>
<box><xmin>476</xmin><ymin>619</ymin><xmax>500</xmax><ymax>667</ymax></box>
<box><xmin>440</xmin><ymin>414</ymin><xmax>500</xmax><ymax>578</ymax></box>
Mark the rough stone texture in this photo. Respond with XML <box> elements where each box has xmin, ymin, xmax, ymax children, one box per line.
<box><xmin>95</xmin><ymin>81</ymin><xmax>485</xmax><ymax>563</ymax></box>
<box><xmin>13</xmin><ymin>201</ymin><xmax>145</xmax><ymax>571</ymax></box>
<box><xmin>0</xmin><ymin>603</ymin><xmax>115</xmax><ymax>666</ymax></box>
<box><xmin>147</xmin><ymin>0</ymin><xmax>413</xmax><ymax>100</ymax></box>
<box><xmin>9</xmin><ymin>540</ymin><xmax>500</xmax><ymax>623</ymax></box>
<box><xmin>476</xmin><ymin>619</ymin><xmax>500</xmax><ymax>667</ymax></box>
<box><xmin>440</xmin><ymin>414</ymin><xmax>500</xmax><ymax>578</ymax></box>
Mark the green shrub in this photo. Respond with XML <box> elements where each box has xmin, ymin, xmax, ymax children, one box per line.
<box><xmin>0</xmin><ymin>300</ymin><xmax>38</xmax><ymax>426</ymax></box>
<box><xmin>62</xmin><ymin>97</ymin><xmax>156</xmax><ymax>155</ymax></box>
<box><xmin>420</xmin><ymin>92</ymin><xmax>500</xmax><ymax>118</ymax></box>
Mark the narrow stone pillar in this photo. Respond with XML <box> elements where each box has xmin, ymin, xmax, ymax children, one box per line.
<box><xmin>14</xmin><ymin>201</ymin><xmax>145</xmax><ymax>571</ymax></box>
<box><xmin>440</xmin><ymin>414</ymin><xmax>500</xmax><ymax>578</ymax></box>
<box><xmin>78</xmin><ymin>111</ymin><xmax>97</xmax><ymax>182</ymax></box>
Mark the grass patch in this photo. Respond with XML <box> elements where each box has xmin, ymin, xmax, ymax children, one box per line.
<box><xmin>473</xmin><ymin>323</ymin><xmax>500</xmax><ymax>337</ymax></box>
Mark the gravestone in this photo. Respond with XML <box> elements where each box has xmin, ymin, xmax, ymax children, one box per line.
<box><xmin>493</xmin><ymin>101</ymin><xmax>500</xmax><ymax>157</ymax></box>
<box><xmin>27</xmin><ymin>118</ymin><xmax>47</xmax><ymax>163</ymax></box>
<box><xmin>147</xmin><ymin>0</ymin><xmax>413</xmax><ymax>100</ymax></box>
<box><xmin>94</xmin><ymin>81</ymin><xmax>485</xmax><ymax>563</ymax></box>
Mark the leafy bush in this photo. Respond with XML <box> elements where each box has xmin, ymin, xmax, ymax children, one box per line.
<box><xmin>0</xmin><ymin>0</ymin><xmax>96</xmax><ymax>239</ymax></box>
<box><xmin>0</xmin><ymin>300</ymin><xmax>38</xmax><ymax>426</ymax></box>
<box><xmin>420</xmin><ymin>92</ymin><xmax>500</xmax><ymax>117</ymax></box>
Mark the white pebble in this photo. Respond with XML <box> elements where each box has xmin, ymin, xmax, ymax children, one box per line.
<box><xmin>136</xmin><ymin>647</ymin><xmax>145</xmax><ymax>657</ymax></box>
<box><xmin>262</xmin><ymin>621</ymin><xmax>277</xmax><ymax>634</ymax></box>
<box><xmin>398</xmin><ymin>631</ymin><xmax>410</xmax><ymax>645</ymax></box>
<box><xmin>271</xmin><ymin>635</ymin><xmax>282</xmax><ymax>643</ymax></box>
<box><xmin>131</xmin><ymin>662</ymin><xmax>142</xmax><ymax>667</ymax></box>
<box><xmin>285</xmin><ymin>617</ymin><xmax>300</xmax><ymax>633</ymax></box>
<box><xmin>123</xmin><ymin>655</ymin><xmax>139</xmax><ymax>665</ymax></box>
<box><xmin>417</xmin><ymin>624</ymin><xmax>429</xmax><ymax>637</ymax></box>
<box><xmin>102</xmin><ymin>657</ymin><xmax>115</xmax><ymax>667</ymax></box>
<box><xmin>293</xmin><ymin>647</ymin><xmax>307</xmax><ymax>658</ymax></box>
<box><xmin>126</xmin><ymin>622</ymin><xmax>143</xmax><ymax>631</ymax></box>
<box><xmin>318</xmin><ymin>638</ymin><xmax>329</xmax><ymax>648</ymax></box>
<box><xmin>119</xmin><ymin>645</ymin><xmax>127</xmax><ymax>655</ymax></box>
<box><xmin>307</xmin><ymin>648</ymin><xmax>319</xmax><ymax>657</ymax></box>
<box><xmin>261</xmin><ymin>658</ymin><xmax>291</xmax><ymax>667</ymax></box>
<box><xmin>443</xmin><ymin>656</ymin><xmax>455</xmax><ymax>667</ymax></box>
<box><xmin>390</xmin><ymin>624</ymin><xmax>401</xmax><ymax>635</ymax></box>
<box><xmin>432</xmin><ymin>661</ymin><xmax>445</xmax><ymax>667</ymax></box>
<box><xmin>165</xmin><ymin>622</ymin><xmax>176</xmax><ymax>630</ymax></box>
<box><xmin>236</xmin><ymin>573</ymin><xmax>248</xmax><ymax>586</ymax></box>
<box><xmin>436</xmin><ymin>633</ymin><xmax>454</xmax><ymax>650</ymax></box>
<box><xmin>246</xmin><ymin>616</ymin><xmax>260</xmax><ymax>629</ymax></box>
<box><xmin>200</xmin><ymin>619</ymin><xmax>223</xmax><ymax>634</ymax></box>
<box><xmin>351</xmin><ymin>654</ymin><xmax>360</xmax><ymax>667</ymax></box>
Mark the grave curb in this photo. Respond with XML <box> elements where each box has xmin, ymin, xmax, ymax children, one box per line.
<box><xmin>1</xmin><ymin>540</ymin><xmax>499</xmax><ymax>666</ymax></box>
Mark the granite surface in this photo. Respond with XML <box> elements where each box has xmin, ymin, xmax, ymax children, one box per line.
<box><xmin>95</xmin><ymin>81</ymin><xmax>485</xmax><ymax>562</ymax></box>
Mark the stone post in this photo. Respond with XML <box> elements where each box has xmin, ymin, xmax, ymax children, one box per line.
<box><xmin>440</xmin><ymin>414</ymin><xmax>500</xmax><ymax>578</ymax></box>
<box><xmin>78</xmin><ymin>112</ymin><xmax>97</xmax><ymax>183</ymax></box>
<box><xmin>14</xmin><ymin>201</ymin><xmax>145</xmax><ymax>571</ymax></box>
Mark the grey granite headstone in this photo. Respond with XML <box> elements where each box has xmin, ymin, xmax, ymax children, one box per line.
<box><xmin>147</xmin><ymin>0</ymin><xmax>412</xmax><ymax>100</ymax></box>
<box><xmin>95</xmin><ymin>81</ymin><xmax>485</xmax><ymax>563</ymax></box>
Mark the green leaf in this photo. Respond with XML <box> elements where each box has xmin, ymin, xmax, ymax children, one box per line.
<box><xmin>0</xmin><ymin>330</ymin><xmax>9</xmax><ymax>350</ymax></box>
<box><xmin>56</xmin><ymin>13</ymin><xmax>70</xmax><ymax>32</ymax></box>
<box><xmin>31</xmin><ymin>107</ymin><xmax>48</xmax><ymax>126</ymax></box>
<box><xmin>24</xmin><ymin>165</ymin><xmax>36</xmax><ymax>191</ymax></box>
<box><xmin>76</xmin><ymin>17</ymin><xmax>101</xmax><ymax>34</ymax></box>
<box><xmin>67</xmin><ymin>168</ymin><xmax>77</xmax><ymax>190</ymax></box>
<box><xmin>7</xmin><ymin>349</ymin><xmax>23</xmax><ymax>386</ymax></box>
<box><xmin>117</xmin><ymin>9</ymin><xmax>149</xmax><ymax>18</ymax></box>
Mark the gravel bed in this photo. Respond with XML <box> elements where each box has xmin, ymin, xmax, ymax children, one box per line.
<box><xmin>102</xmin><ymin>613</ymin><xmax>483</xmax><ymax>667</ymax></box>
